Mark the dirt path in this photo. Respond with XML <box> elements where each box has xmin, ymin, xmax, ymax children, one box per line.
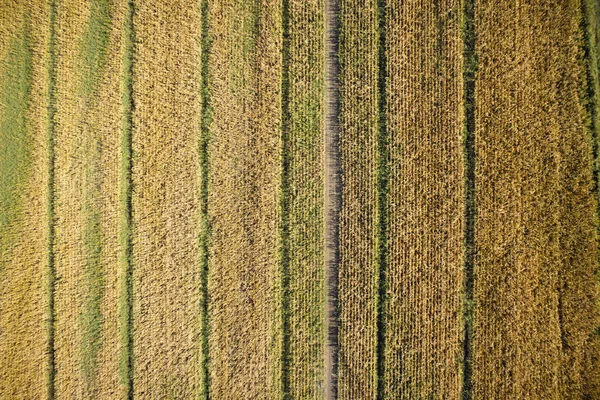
<box><xmin>324</xmin><ymin>0</ymin><xmax>341</xmax><ymax>397</ymax></box>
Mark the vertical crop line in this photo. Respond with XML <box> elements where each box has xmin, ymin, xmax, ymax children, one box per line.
<box><xmin>279</xmin><ymin>0</ymin><xmax>291</xmax><ymax>396</ymax></box>
<box><xmin>199</xmin><ymin>0</ymin><xmax>212</xmax><ymax>397</ymax></box>
<box><xmin>47</xmin><ymin>0</ymin><xmax>58</xmax><ymax>397</ymax></box>
<box><xmin>375</xmin><ymin>0</ymin><xmax>388</xmax><ymax>398</ymax></box>
<box><xmin>324</xmin><ymin>0</ymin><xmax>341</xmax><ymax>397</ymax></box>
<box><xmin>119</xmin><ymin>0</ymin><xmax>135</xmax><ymax>398</ymax></box>
<box><xmin>461</xmin><ymin>0</ymin><xmax>476</xmax><ymax>398</ymax></box>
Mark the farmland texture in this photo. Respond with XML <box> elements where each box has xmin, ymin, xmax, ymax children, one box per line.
<box><xmin>1</xmin><ymin>0</ymin><xmax>599</xmax><ymax>399</ymax></box>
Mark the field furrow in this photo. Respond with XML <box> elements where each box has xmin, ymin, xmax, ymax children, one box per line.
<box><xmin>131</xmin><ymin>0</ymin><xmax>203</xmax><ymax>397</ymax></box>
<box><xmin>52</xmin><ymin>0</ymin><xmax>129</xmax><ymax>396</ymax></box>
<box><xmin>474</xmin><ymin>0</ymin><xmax>600</xmax><ymax>397</ymax></box>
<box><xmin>207</xmin><ymin>0</ymin><xmax>282</xmax><ymax>397</ymax></box>
<box><xmin>384</xmin><ymin>0</ymin><xmax>464</xmax><ymax>398</ymax></box>
<box><xmin>0</xmin><ymin>0</ymin><xmax>52</xmax><ymax>397</ymax></box>
<box><xmin>337</xmin><ymin>0</ymin><xmax>379</xmax><ymax>398</ymax></box>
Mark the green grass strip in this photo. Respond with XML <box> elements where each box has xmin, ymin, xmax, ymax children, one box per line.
<box><xmin>79</xmin><ymin>0</ymin><xmax>112</xmax><ymax>97</ymax></box>
<box><xmin>47</xmin><ymin>0</ymin><xmax>58</xmax><ymax>396</ymax></box>
<box><xmin>199</xmin><ymin>0</ymin><xmax>212</xmax><ymax>397</ymax></box>
<box><xmin>77</xmin><ymin>0</ymin><xmax>113</xmax><ymax>385</ymax></box>
<box><xmin>279</xmin><ymin>0</ymin><xmax>291</xmax><ymax>396</ymax></box>
<box><xmin>0</xmin><ymin>19</ymin><xmax>33</xmax><ymax>265</ymax></box>
<box><xmin>375</xmin><ymin>0</ymin><xmax>388</xmax><ymax>397</ymax></box>
<box><xmin>461</xmin><ymin>0</ymin><xmax>477</xmax><ymax>398</ymax></box>
<box><xmin>582</xmin><ymin>0</ymin><xmax>600</xmax><ymax>341</ymax></box>
<box><xmin>119</xmin><ymin>0</ymin><xmax>135</xmax><ymax>397</ymax></box>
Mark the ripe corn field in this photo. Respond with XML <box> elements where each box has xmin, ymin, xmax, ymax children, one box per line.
<box><xmin>1</xmin><ymin>0</ymin><xmax>599</xmax><ymax>399</ymax></box>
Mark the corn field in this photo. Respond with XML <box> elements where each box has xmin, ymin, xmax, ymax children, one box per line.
<box><xmin>1</xmin><ymin>0</ymin><xmax>599</xmax><ymax>399</ymax></box>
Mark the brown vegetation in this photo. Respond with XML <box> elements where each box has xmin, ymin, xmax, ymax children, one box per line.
<box><xmin>337</xmin><ymin>0</ymin><xmax>379</xmax><ymax>398</ymax></box>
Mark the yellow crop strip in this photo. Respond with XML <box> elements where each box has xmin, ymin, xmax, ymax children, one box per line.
<box><xmin>384</xmin><ymin>1</ymin><xmax>464</xmax><ymax>398</ymax></box>
<box><xmin>474</xmin><ymin>0</ymin><xmax>600</xmax><ymax>397</ymax></box>
<box><xmin>131</xmin><ymin>0</ymin><xmax>203</xmax><ymax>396</ymax></box>
<box><xmin>337</xmin><ymin>0</ymin><xmax>379</xmax><ymax>398</ymax></box>
<box><xmin>207</xmin><ymin>0</ymin><xmax>282</xmax><ymax>397</ymax></box>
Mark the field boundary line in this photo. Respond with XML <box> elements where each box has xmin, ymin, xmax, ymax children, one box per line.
<box><xmin>47</xmin><ymin>0</ymin><xmax>58</xmax><ymax>397</ymax></box>
<box><xmin>461</xmin><ymin>0</ymin><xmax>476</xmax><ymax>398</ymax></box>
<box><xmin>324</xmin><ymin>0</ymin><xmax>341</xmax><ymax>397</ymax></box>
<box><xmin>199</xmin><ymin>0</ymin><xmax>212</xmax><ymax>396</ymax></box>
<box><xmin>375</xmin><ymin>0</ymin><xmax>388</xmax><ymax>397</ymax></box>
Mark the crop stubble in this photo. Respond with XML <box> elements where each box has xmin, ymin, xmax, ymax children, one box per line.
<box><xmin>131</xmin><ymin>0</ymin><xmax>203</xmax><ymax>397</ymax></box>
<box><xmin>474</xmin><ymin>0</ymin><xmax>600</xmax><ymax>397</ymax></box>
<box><xmin>384</xmin><ymin>0</ymin><xmax>465</xmax><ymax>398</ymax></box>
<box><xmin>0</xmin><ymin>0</ymin><xmax>52</xmax><ymax>397</ymax></box>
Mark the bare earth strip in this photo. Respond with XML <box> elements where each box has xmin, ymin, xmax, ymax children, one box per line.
<box><xmin>384</xmin><ymin>0</ymin><xmax>464</xmax><ymax>398</ymax></box>
<box><xmin>0</xmin><ymin>0</ymin><xmax>52</xmax><ymax>397</ymax></box>
<box><xmin>285</xmin><ymin>0</ymin><xmax>326</xmax><ymax>398</ymax></box>
<box><xmin>131</xmin><ymin>0</ymin><xmax>203</xmax><ymax>397</ymax></box>
<box><xmin>474</xmin><ymin>0</ymin><xmax>600</xmax><ymax>397</ymax></box>
<box><xmin>323</xmin><ymin>0</ymin><xmax>339</xmax><ymax>397</ymax></box>
<box><xmin>53</xmin><ymin>0</ymin><xmax>129</xmax><ymax>397</ymax></box>
<box><xmin>207</xmin><ymin>0</ymin><xmax>282</xmax><ymax>397</ymax></box>
<box><xmin>337</xmin><ymin>0</ymin><xmax>379</xmax><ymax>398</ymax></box>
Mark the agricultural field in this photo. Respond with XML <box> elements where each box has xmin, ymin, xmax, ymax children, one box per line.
<box><xmin>1</xmin><ymin>0</ymin><xmax>599</xmax><ymax>399</ymax></box>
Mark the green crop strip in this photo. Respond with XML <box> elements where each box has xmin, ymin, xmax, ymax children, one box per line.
<box><xmin>199</xmin><ymin>0</ymin><xmax>212</xmax><ymax>396</ymax></box>
<box><xmin>375</xmin><ymin>0</ymin><xmax>388</xmax><ymax>397</ymax></box>
<box><xmin>0</xmin><ymin>19</ymin><xmax>33</xmax><ymax>273</ymax></box>
<box><xmin>461</xmin><ymin>0</ymin><xmax>477</xmax><ymax>398</ymax></box>
<box><xmin>77</xmin><ymin>0</ymin><xmax>113</xmax><ymax>385</ymax></box>
<box><xmin>279</xmin><ymin>0</ymin><xmax>291</xmax><ymax>396</ymax></box>
<box><xmin>47</xmin><ymin>0</ymin><xmax>58</xmax><ymax>397</ymax></box>
<box><xmin>79</xmin><ymin>0</ymin><xmax>112</xmax><ymax>97</ymax></box>
<box><xmin>581</xmin><ymin>0</ymin><xmax>600</xmax><ymax>342</ymax></box>
<box><xmin>118</xmin><ymin>0</ymin><xmax>135</xmax><ymax>397</ymax></box>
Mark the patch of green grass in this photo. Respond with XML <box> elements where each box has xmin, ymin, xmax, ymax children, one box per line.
<box><xmin>376</xmin><ymin>0</ymin><xmax>389</xmax><ymax>397</ymax></box>
<box><xmin>79</xmin><ymin>0</ymin><xmax>113</xmax><ymax>97</ymax></box>
<box><xmin>76</xmin><ymin>0</ymin><xmax>113</xmax><ymax>385</ymax></box>
<box><xmin>582</xmin><ymin>0</ymin><xmax>600</xmax><ymax>340</ymax></box>
<box><xmin>48</xmin><ymin>1</ymin><xmax>58</xmax><ymax>397</ymax></box>
<box><xmin>461</xmin><ymin>0</ymin><xmax>476</xmax><ymax>398</ymax></box>
<box><xmin>199</xmin><ymin>0</ymin><xmax>213</xmax><ymax>397</ymax></box>
<box><xmin>118</xmin><ymin>0</ymin><xmax>135</xmax><ymax>396</ymax></box>
<box><xmin>0</xmin><ymin>19</ymin><xmax>33</xmax><ymax>273</ymax></box>
<box><xmin>81</xmin><ymin>139</ymin><xmax>105</xmax><ymax>382</ymax></box>
<box><xmin>278</xmin><ymin>0</ymin><xmax>291</xmax><ymax>397</ymax></box>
